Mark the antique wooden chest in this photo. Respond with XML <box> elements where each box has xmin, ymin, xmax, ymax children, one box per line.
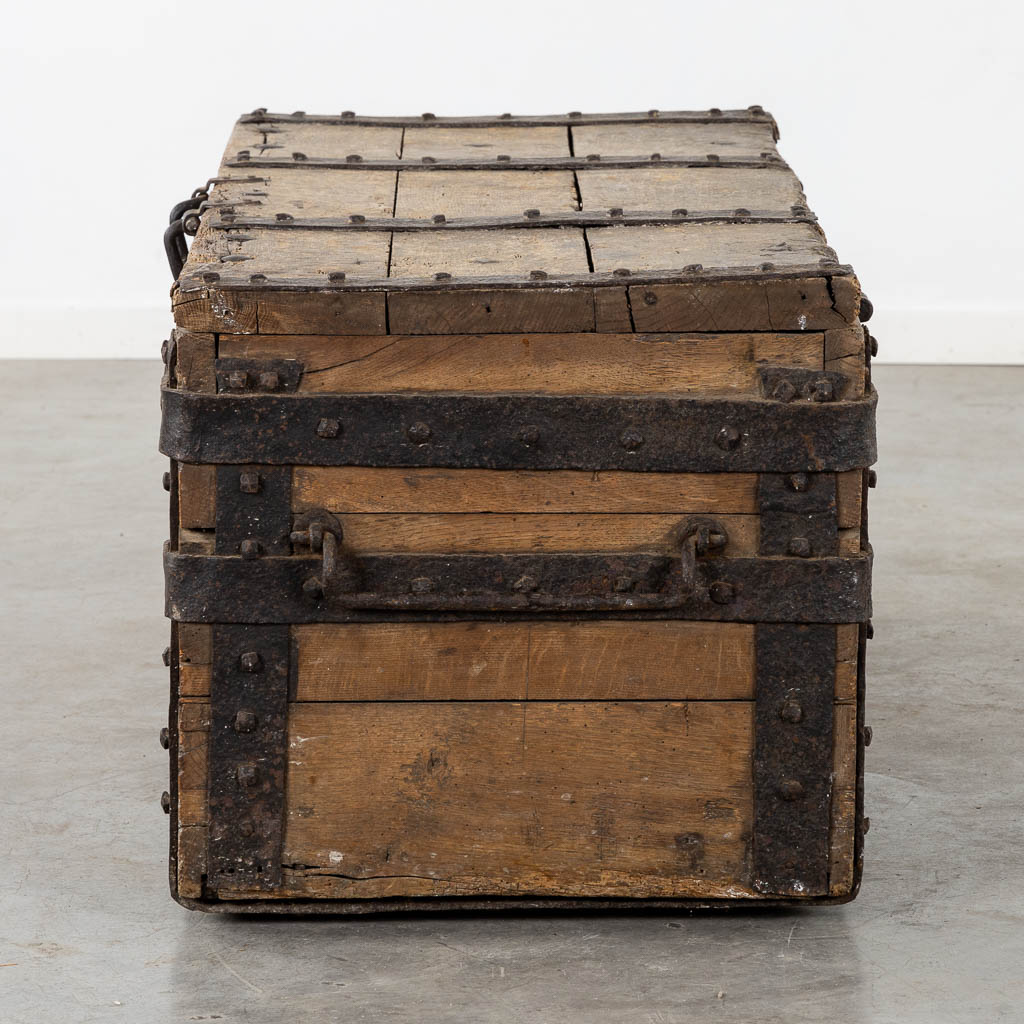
<box><xmin>160</xmin><ymin>107</ymin><xmax>876</xmax><ymax>912</ymax></box>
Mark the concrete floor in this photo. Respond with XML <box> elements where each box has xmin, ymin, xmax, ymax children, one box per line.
<box><xmin>0</xmin><ymin>362</ymin><xmax>1021</xmax><ymax>1023</ymax></box>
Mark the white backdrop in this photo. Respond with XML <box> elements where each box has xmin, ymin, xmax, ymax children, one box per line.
<box><xmin>1</xmin><ymin>0</ymin><xmax>1021</xmax><ymax>362</ymax></box>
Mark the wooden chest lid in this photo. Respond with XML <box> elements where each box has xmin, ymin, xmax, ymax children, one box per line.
<box><xmin>172</xmin><ymin>109</ymin><xmax>861</xmax><ymax>334</ymax></box>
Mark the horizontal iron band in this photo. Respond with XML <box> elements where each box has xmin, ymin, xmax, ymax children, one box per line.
<box><xmin>165</xmin><ymin>549</ymin><xmax>871</xmax><ymax>623</ymax></box>
<box><xmin>160</xmin><ymin>387</ymin><xmax>877</xmax><ymax>472</ymax></box>
<box><xmin>241</xmin><ymin>109</ymin><xmax>777</xmax><ymax>129</ymax></box>
<box><xmin>177</xmin><ymin>261</ymin><xmax>853</xmax><ymax>294</ymax></box>
<box><xmin>214</xmin><ymin>208</ymin><xmax>817</xmax><ymax>233</ymax></box>
<box><xmin>227</xmin><ymin>155</ymin><xmax>788</xmax><ymax>172</ymax></box>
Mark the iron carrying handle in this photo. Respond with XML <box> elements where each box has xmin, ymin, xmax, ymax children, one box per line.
<box><xmin>294</xmin><ymin>514</ymin><xmax>729</xmax><ymax>612</ymax></box>
<box><xmin>164</xmin><ymin>188</ymin><xmax>209</xmax><ymax>279</ymax></box>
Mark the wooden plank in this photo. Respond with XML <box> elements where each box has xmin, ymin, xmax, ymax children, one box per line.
<box><xmin>825</xmin><ymin>327</ymin><xmax>867</xmax><ymax>398</ymax></box>
<box><xmin>322</xmin><ymin>512</ymin><xmax>758</xmax><ymax>555</ymax></box>
<box><xmin>593</xmin><ymin>287</ymin><xmax>632</xmax><ymax>331</ymax></box>
<box><xmin>389</xmin><ymin>227</ymin><xmax>589</xmax><ymax>279</ymax></box>
<box><xmin>179</xmin><ymin>663</ymin><xmax>212</xmax><ymax>698</ymax></box>
<box><xmin>836</xmin><ymin>470</ymin><xmax>864</xmax><ymax>530</ymax></box>
<box><xmin>218</xmin><ymin>331</ymin><xmax>823</xmax><ymax>395</ymax></box>
<box><xmin>176</xmin><ymin>697</ymin><xmax>210</xmax><ymax>899</ymax></box>
<box><xmin>395</xmin><ymin>170</ymin><xmax>577</xmax><ymax>218</ymax></box>
<box><xmin>224</xmin><ymin>121</ymin><xmax>403</xmax><ymax>163</ymax></box>
<box><xmin>276</xmin><ymin>701</ymin><xmax>756</xmax><ymax>899</ymax></box>
<box><xmin>178</xmin><ymin>623</ymin><xmax>212</xmax><ymax>666</ymax></box>
<box><xmin>587</xmin><ymin>223</ymin><xmax>830</xmax><ymax>274</ymax></box>
<box><xmin>828</xmin><ymin>702</ymin><xmax>858</xmax><ymax>895</ymax></box>
<box><xmin>177</xmin><ymin>825</ymin><xmax>208</xmax><ymax>900</ymax></box>
<box><xmin>571</xmin><ymin>121</ymin><xmax>778</xmax><ymax>160</ymax></box>
<box><xmin>211</xmin><ymin>167</ymin><xmax>397</xmax><ymax>219</ymax></box>
<box><xmin>173</xmin><ymin>287</ymin><xmax>387</xmax><ymax>335</ymax></box>
<box><xmin>577</xmin><ymin>167</ymin><xmax>804</xmax><ymax>212</ymax></box>
<box><xmin>177</xmin><ymin>464</ymin><xmax>216</xmax><ymax>530</ymax></box>
<box><xmin>172</xmin><ymin>330</ymin><xmax>216</xmax><ymax>392</ymax></box>
<box><xmin>835</xmin><ymin>624</ymin><xmax>859</xmax><ymax>703</ymax></box>
<box><xmin>379</xmin><ymin>286</ymin><xmax>594</xmax><ymax>334</ymax></box>
<box><xmin>293</xmin><ymin>467</ymin><xmax>759</xmax><ymax>514</ymax></box>
<box><xmin>629</xmin><ymin>277</ymin><xmax>861</xmax><ymax>332</ymax></box>
<box><xmin>178</xmin><ymin>528</ymin><xmax>215</xmax><ymax>555</ymax></box>
<box><xmin>401</xmin><ymin>125</ymin><xmax>571</xmax><ymax>160</ymax></box>
<box><xmin>838</xmin><ymin>528</ymin><xmax>861</xmax><ymax>555</ymax></box>
<box><xmin>293</xmin><ymin>621</ymin><xmax>756</xmax><ymax>702</ymax></box>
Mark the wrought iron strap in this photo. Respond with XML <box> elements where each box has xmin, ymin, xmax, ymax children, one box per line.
<box><xmin>160</xmin><ymin>388</ymin><xmax>877</xmax><ymax>473</ymax></box>
<box><xmin>207</xmin><ymin>624</ymin><xmax>289</xmax><ymax>891</ymax></box>
<box><xmin>164</xmin><ymin>548</ymin><xmax>872</xmax><ymax>623</ymax></box>
<box><xmin>752</xmin><ymin>624</ymin><xmax>836</xmax><ymax>896</ymax></box>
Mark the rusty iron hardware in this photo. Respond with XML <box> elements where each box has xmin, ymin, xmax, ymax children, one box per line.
<box><xmin>160</xmin><ymin>727</ymin><xmax>170</xmax><ymax>750</ymax></box>
<box><xmin>165</xmin><ymin>188</ymin><xmax>210</xmax><ymax>279</ymax></box>
<box><xmin>758</xmin><ymin>367</ymin><xmax>849</xmax><ymax>403</ymax></box>
<box><xmin>240</xmin><ymin>108</ymin><xmax>778</xmax><ymax>130</ymax></box>
<box><xmin>175</xmin><ymin>261</ymin><xmax>855</xmax><ymax>295</ymax></box>
<box><xmin>164</xmin><ymin>544</ymin><xmax>872</xmax><ymax>623</ymax></box>
<box><xmin>161</xmin><ymin>791</ymin><xmax>171</xmax><ymax>814</ymax></box>
<box><xmin>758</xmin><ymin>473</ymin><xmax>839</xmax><ymax>558</ymax></box>
<box><xmin>752</xmin><ymin>624</ymin><xmax>835</xmax><ymax>895</ymax></box>
<box><xmin>214</xmin><ymin>465</ymin><xmax>292</xmax><ymax>557</ymax></box>
<box><xmin>227</xmin><ymin>153</ymin><xmax>788</xmax><ymax>173</ymax></box>
<box><xmin>215</xmin><ymin>358</ymin><xmax>305</xmax><ymax>393</ymax></box>
<box><xmin>160</xmin><ymin>386</ymin><xmax>877</xmax><ymax>473</ymax></box>
<box><xmin>859</xmin><ymin>294</ymin><xmax>874</xmax><ymax>322</ymax></box>
<box><xmin>208</xmin><ymin>624</ymin><xmax>289</xmax><ymax>890</ymax></box>
<box><xmin>216</xmin><ymin>208</ymin><xmax>818</xmax><ymax>233</ymax></box>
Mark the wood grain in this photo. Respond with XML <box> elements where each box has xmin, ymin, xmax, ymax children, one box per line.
<box><xmin>571</xmin><ymin>121</ymin><xmax>779</xmax><ymax>160</ymax></box>
<box><xmin>835</xmin><ymin>624</ymin><xmax>859</xmax><ymax>703</ymax></box>
<box><xmin>825</xmin><ymin>327</ymin><xmax>867</xmax><ymax>398</ymax></box>
<box><xmin>292</xmin><ymin>621</ymin><xmax>756</xmax><ymax>701</ymax></box>
<box><xmin>275</xmin><ymin>701</ymin><xmax>756</xmax><ymax>900</ymax></box>
<box><xmin>177</xmin><ymin>464</ymin><xmax>216</xmax><ymax>530</ymax></box>
<box><xmin>401</xmin><ymin>125</ymin><xmax>571</xmax><ymax>160</ymax></box>
<box><xmin>293</xmin><ymin>467</ymin><xmax>759</xmax><ymax>514</ymax></box>
<box><xmin>395</xmin><ymin>170</ymin><xmax>577</xmax><ymax>218</ymax></box>
<box><xmin>172</xmin><ymin>330</ymin><xmax>216</xmax><ymax>392</ymax></box>
<box><xmin>828</xmin><ymin>702</ymin><xmax>858</xmax><ymax>896</ymax></box>
<box><xmin>224</xmin><ymin>121</ymin><xmax>403</xmax><ymax>163</ymax></box>
<box><xmin>836</xmin><ymin>470</ymin><xmax>863</xmax><ymax>530</ymax></box>
<box><xmin>218</xmin><ymin>332</ymin><xmax>823</xmax><ymax>395</ymax></box>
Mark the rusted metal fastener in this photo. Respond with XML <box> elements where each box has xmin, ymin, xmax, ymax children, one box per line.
<box><xmin>228</xmin><ymin>369</ymin><xmax>249</xmax><ymax>390</ymax></box>
<box><xmin>709</xmin><ymin>107</ymin><xmax>723</xmax><ymax>116</ymax></box>
<box><xmin>512</xmin><ymin>575</ymin><xmax>538</xmax><ymax>593</ymax></box>
<box><xmin>778</xmin><ymin>778</ymin><xmax>804</xmax><ymax>801</ymax></box>
<box><xmin>524</xmin><ymin>208</ymin><xmax>541</xmax><ymax>219</ymax></box>
<box><xmin>760</xmin><ymin>262</ymin><xmax>775</xmax><ymax>272</ymax></box>
<box><xmin>609</xmin><ymin>207</ymin><xmax>624</xmax><ymax>217</ymax></box>
<box><xmin>410</xmin><ymin>577</ymin><xmax>434</xmax><ymax>594</ymax></box>
<box><xmin>292</xmin><ymin>152</ymin><xmax>307</xmax><ymax>162</ymax></box>
<box><xmin>613</xmin><ymin>268</ymin><xmax>632</xmax><ymax>277</ymax></box>
<box><xmin>860</xmin><ymin>294</ymin><xmax>874</xmax><ymax>322</ymax></box>
<box><xmin>683</xmin><ymin>263</ymin><xmax>703</xmax><ymax>272</ymax></box>
<box><xmin>863</xmin><ymin>817</ymin><xmax>871</xmax><ymax>834</ymax></box>
<box><xmin>586</xmin><ymin>153</ymin><xmax>601</xmax><ymax>161</ymax></box>
<box><xmin>613</xmin><ymin>576</ymin><xmax>635</xmax><ymax>593</ymax></box>
<box><xmin>162</xmin><ymin>471</ymin><xmax>171</xmax><ymax>492</ymax></box>
<box><xmin>422</xmin><ymin>112</ymin><xmax>435</xmax><ymax>120</ymax></box>
<box><xmin>233</xmin><ymin>709</ymin><xmax>258</xmax><ymax>733</ymax></box>
<box><xmin>867</xmin><ymin>470</ymin><xmax>878</xmax><ymax>488</ymax></box>
<box><xmin>866</xmin><ymin>620</ymin><xmax>874</xmax><ymax>639</ymax></box>
<box><xmin>497</xmin><ymin>154</ymin><xmax>511</xmax><ymax>162</ymax></box>
<box><xmin>239</xmin><ymin>651</ymin><xmax>263</xmax><ymax>673</ymax></box>
<box><xmin>672</xmin><ymin>208</ymin><xmax>688</xmax><ymax>217</ymax></box>
<box><xmin>707</xmin><ymin>153</ymin><xmax>720</xmax><ymax>163</ymax></box>
<box><xmin>239</xmin><ymin>820</ymin><xmax>255</xmax><ymax>837</ymax></box>
<box><xmin>620</xmin><ymin>429</ymin><xmax>644</xmax><ymax>451</ymax></box>
<box><xmin>788</xmin><ymin>536</ymin><xmax>812</xmax><ymax>558</ymax></box>
<box><xmin>316</xmin><ymin>418</ymin><xmax>341</xmax><ymax>439</ymax></box>
<box><xmin>161</xmin><ymin>791</ymin><xmax>171</xmax><ymax>813</ymax></box>
<box><xmin>302</xmin><ymin>577</ymin><xmax>324</xmax><ymax>600</ymax></box>
<box><xmin>202</xmin><ymin>271</ymin><xmax>220</xmax><ymax>284</ymax></box>
<box><xmin>773</xmin><ymin>379</ymin><xmax>798</xmax><ymax>403</ymax></box>
<box><xmin>748</xmin><ymin>104</ymin><xmax>765</xmax><ymax>114</ymax></box>
<box><xmin>250</xmin><ymin>273</ymin><xmax>268</xmax><ymax>283</ymax></box>
<box><xmin>258</xmin><ymin>371</ymin><xmax>280</xmax><ymax>391</ymax></box>
<box><xmin>869</xmin><ymin>333</ymin><xmax>879</xmax><ymax>357</ymax></box>
<box><xmin>345</xmin><ymin>154</ymin><xmax>363</xmax><ymax>163</ymax></box>
<box><xmin>529</xmin><ymin>269</ymin><xmax>548</xmax><ymax>280</ymax></box>
<box><xmin>421</xmin><ymin>156</ymin><xmax>437</xmax><ymax>164</ymax></box>
<box><xmin>709</xmin><ymin>581</ymin><xmax>736</xmax><ymax>605</ymax></box>
<box><xmin>407</xmin><ymin>422</ymin><xmax>432</xmax><ymax>444</ymax></box>
<box><xmin>568</xmin><ymin>110</ymin><xmax>582</xmax><ymax>118</ymax></box>
<box><xmin>643</xmin><ymin>291</ymin><xmax>658</xmax><ymax>305</ymax></box>
<box><xmin>787</xmin><ymin>473</ymin><xmax>810</xmax><ymax>492</ymax></box>
<box><xmin>328</xmin><ymin>271</ymin><xmax>347</xmax><ymax>283</ymax></box>
<box><xmin>162</xmin><ymin>647</ymin><xmax>171</xmax><ymax>667</ymax></box>
<box><xmin>432</xmin><ymin>213</ymin><xmax>446</xmax><ymax>224</ymax></box>
<box><xmin>716</xmin><ymin>426</ymin><xmax>741</xmax><ymax>451</ymax></box>
<box><xmin>519</xmin><ymin>425</ymin><xmax>540</xmax><ymax>446</ymax></box>
<box><xmin>240</xmin><ymin>539</ymin><xmax>262</xmax><ymax>560</ymax></box>
<box><xmin>807</xmin><ymin>379</ymin><xmax>835</xmax><ymax>403</ymax></box>
<box><xmin>275</xmin><ymin>212</ymin><xmax>294</xmax><ymax>222</ymax></box>
<box><xmin>237</xmin><ymin>764</ymin><xmax>260</xmax><ymax>787</ymax></box>
<box><xmin>341</xmin><ymin>110</ymin><xmax>355</xmax><ymax>118</ymax></box>
<box><xmin>160</xmin><ymin>727</ymin><xmax>170</xmax><ymax>749</ymax></box>
<box><xmin>779</xmin><ymin>701</ymin><xmax>803</xmax><ymax>724</ymax></box>
<box><xmin>239</xmin><ymin>470</ymin><xmax>261</xmax><ymax>494</ymax></box>
<box><xmin>735</xmin><ymin>207</ymin><xmax>751</xmax><ymax>217</ymax></box>
<box><xmin>434</xmin><ymin>271</ymin><xmax>452</xmax><ymax>280</ymax></box>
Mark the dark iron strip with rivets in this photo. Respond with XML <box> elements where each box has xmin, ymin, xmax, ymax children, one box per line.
<box><xmin>160</xmin><ymin>387</ymin><xmax>877</xmax><ymax>473</ymax></box>
<box><xmin>165</xmin><ymin>549</ymin><xmax>871</xmax><ymax>624</ymax></box>
<box><xmin>227</xmin><ymin>153</ymin><xmax>788</xmax><ymax>172</ymax></box>
<box><xmin>215</xmin><ymin>207</ymin><xmax>818</xmax><ymax>232</ymax></box>
<box><xmin>752</xmin><ymin>623</ymin><xmax>836</xmax><ymax>896</ymax></box>
<box><xmin>239</xmin><ymin>108</ymin><xmax>778</xmax><ymax>130</ymax></box>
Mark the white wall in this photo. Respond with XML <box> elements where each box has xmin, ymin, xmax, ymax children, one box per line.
<box><xmin>1</xmin><ymin>0</ymin><xmax>1021</xmax><ymax>362</ymax></box>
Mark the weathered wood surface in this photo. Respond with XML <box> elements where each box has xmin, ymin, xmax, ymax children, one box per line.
<box><xmin>577</xmin><ymin>167</ymin><xmax>804</xmax><ymax>212</ymax></box>
<box><xmin>218</xmin><ymin>332</ymin><xmax>823</xmax><ymax>395</ymax></box>
<box><xmin>212</xmin><ymin>168</ymin><xmax>398</xmax><ymax>219</ymax></box>
<box><xmin>402</xmin><ymin>125</ymin><xmax>571</xmax><ymax>160</ymax></box>
<box><xmin>177</xmin><ymin>464</ymin><xmax>215</xmax><ymax>530</ymax></box>
<box><xmin>292</xmin><ymin>621</ymin><xmax>755</xmax><ymax>701</ymax></box>
<box><xmin>396</xmin><ymin>170</ymin><xmax>577</xmax><ymax>218</ymax></box>
<box><xmin>176</xmin><ymin>697</ymin><xmax>210</xmax><ymax>899</ymax></box>
<box><xmin>293</xmin><ymin>467</ymin><xmax>759</xmax><ymax>513</ymax></box>
<box><xmin>224</xmin><ymin>121</ymin><xmax>403</xmax><ymax>162</ymax></box>
<box><xmin>306</xmin><ymin>511</ymin><xmax>758</xmax><ymax>555</ymax></box>
<box><xmin>829</xmin><ymin>702</ymin><xmax>858</xmax><ymax>895</ymax></box>
<box><xmin>570</xmin><ymin>121</ymin><xmax>779</xmax><ymax>160</ymax></box>
<box><xmin>273</xmin><ymin>701</ymin><xmax>757</xmax><ymax>900</ymax></box>
<box><xmin>835</xmin><ymin>624</ymin><xmax>859</xmax><ymax>703</ymax></box>
<box><xmin>178</xmin><ymin>624</ymin><xmax>212</xmax><ymax>697</ymax></box>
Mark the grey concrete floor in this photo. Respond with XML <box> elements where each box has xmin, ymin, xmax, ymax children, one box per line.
<box><xmin>0</xmin><ymin>362</ymin><xmax>1021</xmax><ymax>1023</ymax></box>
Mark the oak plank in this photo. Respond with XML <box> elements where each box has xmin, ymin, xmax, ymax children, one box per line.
<box><xmin>179</xmin><ymin>663</ymin><xmax>212</xmax><ymax>698</ymax></box>
<box><xmin>172</xmin><ymin>330</ymin><xmax>216</xmax><ymax>392</ymax></box>
<box><xmin>835</xmin><ymin>624</ymin><xmax>859</xmax><ymax>703</ymax></box>
<box><xmin>327</xmin><ymin>512</ymin><xmax>758</xmax><ymax>555</ymax></box>
<box><xmin>825</xmin><ymin>327</ymin><xmax>867</xmax><ymax>398</ymax></box>
<box><xmin>224</xmin><ymin>121</ymin><xmax>403</xmax><ymax>163</ymax></box>
<box><xmin>178</xmin><ymin>623</ymin><xmax>212</xmax><ymax>666</ymax></box>
<box><xmin>401</xmin><ymin>125</ymin><xmax>571</xmax><ymax>160</ymax></box>
<box><xmin>395</xmin><ymin>170</ymin><xmax>577</xmax><ymax>218</ymax></box>
<box><xmin>571</xmin><ymin>121</ymin><xmax>779</xmax><ymax>160</ymax></box>
<box><xmin>218</xmin><ymin>332</ymin><xmax>823</xmax><ymax>395</ymax></box>
<box><xmin>828</xmin><ymin>702</ymin><xmax>858</xmax><ymax>896</ymax></box>
<box><xmin>836</xmin><ymin>470</ymin><xmax>864</xmax><ymax>531</ymax></box>
<box><xmin>276</xmin><ymin>701</ymin><xmax>756</xmax><ymax>900</ymax></box>
<box><xmin>178</xmin><ymin>464</ymin><xmax>216</xmax><ymax>530</ymax></box>
<box><xmin>293</xmin><ymin>467</ymin><xmax>759</xmax><ymax>514</ymax></box>
<box><xmin>593</xmin><ymin>287</ymin><xmax>632</xmax><ymax>331</ymax></box>
<box><xmin>292</xmin><ymin>621</ymin><xmax>756</xmax><ymax>702</ymax></box>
